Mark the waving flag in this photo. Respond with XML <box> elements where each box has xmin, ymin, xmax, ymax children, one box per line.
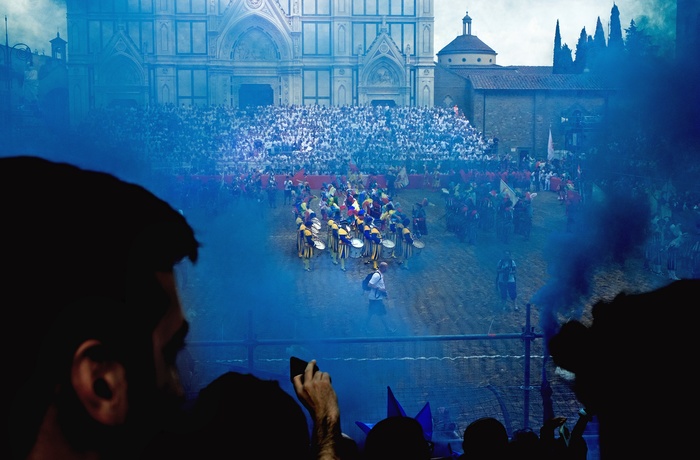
<box><xmin>292</xmin><ymin>168</ymin><xmax>305</xmax><ymax>185</ymax></box>
<box><xmin>500</xmin><ymin>179</ymin><xmax>519</xmax><ymax>206</ymax></box>
<box><xmin>397</xmin><ymin>166</ymin><xmax>409</xmax><ymax>188</ymax></box>
<box><xmin>547</xmin><ymin>127</ymin><xmax>555</xmax><ymax>161</ymax></box>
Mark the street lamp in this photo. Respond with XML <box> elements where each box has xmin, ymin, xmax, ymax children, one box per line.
<box><xmin>8</xmin><ymin>43</ymin><xmax>34</xmax><ymax>106</ymax></box>
<box><xmin>3</xmin><ymin>15</ymin><xmax>33</xmax><ymax>128</ymax></box>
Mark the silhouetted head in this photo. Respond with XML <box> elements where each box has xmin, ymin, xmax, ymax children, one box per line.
<box><xmin>2</xmin><ymin>156</ymin><xmax>200</xmax><ymax>458</ymax></box>
<box><xmin>461</xmin><ymin>417</ymin><xmax>509</xmax><ymax>459</ymax></box>
<box><xmin>548</xmin><ymin>280</ymin><xmax>700</xmax><ymax>459</ymax></box>
<box><xmin>363</xmin><ymin>416</ymin><xmax>431</xmax><ymax>460</ymax></box>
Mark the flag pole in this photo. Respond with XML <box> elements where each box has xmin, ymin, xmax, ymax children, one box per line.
<box><xmin>5</xmin><ymin>15</ymin><xmax>10</xmax><ymax>117</ymax></box>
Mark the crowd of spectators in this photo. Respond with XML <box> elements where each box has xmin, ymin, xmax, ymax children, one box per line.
<box><xmin>72</xmin><ymin>102</ymin><xmax>700</xmax><ymax>281</ymax></box>
<box><xmin>75</xmin><ymin>103</ymin><xmax>499</xmax><ymax>177</ymax></box>
<box><xmin>12</xmin><ymin>98</ymin><xmax>698</xmax><ymax>460</ymax></box>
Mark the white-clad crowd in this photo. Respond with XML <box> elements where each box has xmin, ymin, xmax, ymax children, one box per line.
<box><xmin>76</xmin><ymin>104</ymin><xmax>499</xmax><ymax>176</ymax></box>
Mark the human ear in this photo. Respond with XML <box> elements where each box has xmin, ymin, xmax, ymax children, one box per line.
<box><xmin>71</xmin><ymin>339</ymin><xmax>128</xmax><ymax>425</ymax></box>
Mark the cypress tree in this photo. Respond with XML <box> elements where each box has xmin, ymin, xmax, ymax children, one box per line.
<box><xmin>560</xmin><ymin>44</ymin><xmax>574</xmax><ymax>73</ymax></box>
<box><xmin>588</xmin><ymin>16</ymin><xmax>607</xmax><ymax>71</ymax></box>
<box><xmin>574</xmin><ymin>27</ymin><xmax>588</xmax><ymax>73</ymax></box>
<box><xmin>608</xmin><ymin>3</ymin><xmax>624</xmax><ymax>55</ymax></box>
<box><xmin>553</xmin><ymin>19</ymin><xmax>562</xmax><ymax>72</ymax></box>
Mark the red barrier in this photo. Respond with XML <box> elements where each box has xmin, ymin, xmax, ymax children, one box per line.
<box><xmin>180</xmin><ymin>174</ymin><xmax>445</xmax><ymax>191</ymax></box>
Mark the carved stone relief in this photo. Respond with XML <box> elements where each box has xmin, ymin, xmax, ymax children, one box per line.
<box><xmin>233</xmin><ymin>29</ymin><xmax>276</xmax><ymax>61</ymax></box>
<box><xmin>370</xmin><ymin>65</ymin><xmax>396</xmax><ymax>86</ymax></box>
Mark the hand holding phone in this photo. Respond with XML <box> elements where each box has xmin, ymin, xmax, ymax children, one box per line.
<box><xmin>290</xmin><ymin>356</ymin><xmax>319</xmax><ymax>383</ymax></box>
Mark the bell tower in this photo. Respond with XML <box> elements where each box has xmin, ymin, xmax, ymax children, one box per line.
<box><xmin>50</xmin><ymin>32</ymin><xmax>67</xmax><ymax>61</ymax></box>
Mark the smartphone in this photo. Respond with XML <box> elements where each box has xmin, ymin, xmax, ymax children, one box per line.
<box><xmin>290</xmin><ymin>356</ymin><xmax>318</xmax><ymax>383</ymax></box>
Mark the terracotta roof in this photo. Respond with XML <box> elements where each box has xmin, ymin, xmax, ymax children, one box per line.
<box><xmin>440</xmin><ymin>65</ymin><xmax>553</xmax><ymax>76</ymax></box>
<box><xmin>438</xmin><ymin>34</ymin><xmax>496</xmax><ymax>55</ymax></box>
<box><xmin>443</xmin><ymin>66</ymin><xmax>614</xmax><ymax>91</ymax></box>
<box><xmin>472</xmin><ymin>73</ymin><xmax>612</xmax><ymax>91</ymax></box>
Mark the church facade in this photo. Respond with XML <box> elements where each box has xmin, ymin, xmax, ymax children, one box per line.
<box><xmin>65</xmin><ymin>0</ymin><xmax>435</xmax><ymax>124</ymax></box>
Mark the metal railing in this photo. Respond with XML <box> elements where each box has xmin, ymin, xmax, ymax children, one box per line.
<box><xmin>182</xmin><ymin>303</ymin><xmax>592</xmax><ymax>440</ymax></box>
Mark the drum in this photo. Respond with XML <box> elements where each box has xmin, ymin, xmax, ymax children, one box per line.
<box><xmin>350</xmin><ymin>238</ymin><xmax>364</xmax><ymax>258</ymax></box>
<box><xmin>412</xmin><ymin>240</ymin><xmax>425</xmax><ymax>256</ymax></box>
<box><xmin>311</xmin><ymin>226</ymin><xmax>319</xmax><ymax>236</ymax></box>
<box><xmin>311</xmin><ymin>217</ymin><xmax>321</xmax><ymax>226</ymax></box>
<box><xmin>381</xmin><ymin>239</ymin><xmax>395</xmax><ymax>259</ymax></box>
<box><xmin>312</xmin><ymin>221</ymin><xmax>322</xmax><ymax>231</ymax></box>
<box><xmin>314</xmin><ymin>240</ymin><xmax>326</xmax><ymax>252</ymax></box>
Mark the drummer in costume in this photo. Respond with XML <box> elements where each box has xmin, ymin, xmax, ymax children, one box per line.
<box><xmin>304</xmin><ymin>207</ymin><xmax>317</xmax><ymax>224</ymax></box>
<box><xmin>362</xmin><ymin>194</ymin><xmax>373</xmax><ymax>217</ymax></box>
<box><xmin>368</xmin><ymin>217</ymin><xmax>383</xmax><ymax>270</ymax></box>
<box><xmin>296</xmin><ymin>216</ymin><xmax>306</xmax><ymax>258</ymax></box>
<box><xmin>387</xmin><ymin>217</ymin><xmax>399</xmax><ymax>259</ymax></box>
<box><xmin>381</xmin><ymin>204</ymin><xmax>398</xmax><ymax>258</ymax></box>
<box><xmin>302</xmin><ymin>220</ymin><xmax>315</xmax><ymax>271</ymax></box>
<box><xmin>355</xmin><ymin>209</ymin><xmax>366</xmax><ymax>240</ymax></box>
<box><xmin>328</xmin><ymin>218</ymin><xmax>339</xmax><ymax>265</ymax></box>
<box><xmin>394</xmin><ymin>215</ymin><xmax>405</xmax><ymax>260</ymax></box>
<box><xmin>345</xmin><ymin>192</ymin><xmax>358</xmax><ymax>222</ymax></box>
<box><xmin>401</xmin><ymin>217</ymin><xmax>415</xmax><ymax>270</ymax></box>
<box><xmin>329</xmin><ymin>201</ymin><xmax>341</xmax><ymax>221</ymax></box>
<box><xmin>337</xmin><ymin>224</ymin><xmax>352</xmax><ymax>272</ymax></box>
<box><xmin>362</xmin><ymin>215</ymin><xmax>373</xmax><ymax>259</ymax></box>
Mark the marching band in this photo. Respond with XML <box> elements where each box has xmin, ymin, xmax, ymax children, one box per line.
<box><xmin>293</xmin><ymin>184</ymin><xmax>424</xmax><ymax>272</ymax></box>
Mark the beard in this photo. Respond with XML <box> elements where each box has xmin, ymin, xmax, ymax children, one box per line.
<box><xmin>55</xmin><ymin>377</ymin><xmax>187</xmax><ymax>459</ymax></box>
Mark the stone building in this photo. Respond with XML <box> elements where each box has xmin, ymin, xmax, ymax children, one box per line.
<box><xmin>64</xmin><ymin>0</ymin><xmax>436</xmax><ymax>124</ymax></box>
<box><xmin>434</xmin><ymin>10</ymin><xmax>614</xmax><ymax>161</ymax></box>
<box><xmin>0</xmin><ymin>33</ymin><xmax>69</xmax><ymax>130</ymax></box>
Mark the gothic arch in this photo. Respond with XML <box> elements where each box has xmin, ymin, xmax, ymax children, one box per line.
<box><xmin>422</xmin><ymin>85</ymin><xmax>431</xmax><ymax>106</ymax></box>
<box><xmin>217</xmin><ymin>14</ymin><xmax>291</xmax><ymax>62</ymax></box>
<box><xmin>159</xmin><ymin>23</ymin><xmax>169</xmax><ymax>53</ymax></box>
<box><xmin>422</xmin><ymin>24</ymin><xmax>431</xmax><ymax>54</ymax></box>
<box><xmin>160</xmin><ymin>84</ymin><xmax>172</xmax><ymax>104</ymax></box>
<box><xmin>100</xmin><ymin>55</ymin><xmax>144</xmax><ymax>86</ymax></box>
<box><xmin>363</xmin><ymin>58</ymin><xmax>404</xmax><ymax>87</ymax></box>
<box><xmin>338</xmin><ymin>85</ymin><xmax>347</xmax><ymax>105</ymax></box>
<box><xmin>231</xmin><ymin>27</ymin><xmax>280</xmax><ymax>61</ymax></box>
<box><xmin>338</xmin><ymin>24</ymin><xmax>347</xmax><ymax>53</ymax></box>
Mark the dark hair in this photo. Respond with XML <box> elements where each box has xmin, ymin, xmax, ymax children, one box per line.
<box><xmin>462</xmin><ymin>417</ymin><xmax>509</xmax><ymax>459</ymax></box>
<box><xmin>182</xmin><ymin>372</ymin><xmax>311</xmax><ymax>458</ymax></box>
<box><xmin>363</xmin><ymin>416</ymin><xmax>431</xmax><ymax>460</ymax></box>
<box><xmin>2</xmin><ymin>156</ymin><xmax>200</xmax><ymax>455</ymax></box>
